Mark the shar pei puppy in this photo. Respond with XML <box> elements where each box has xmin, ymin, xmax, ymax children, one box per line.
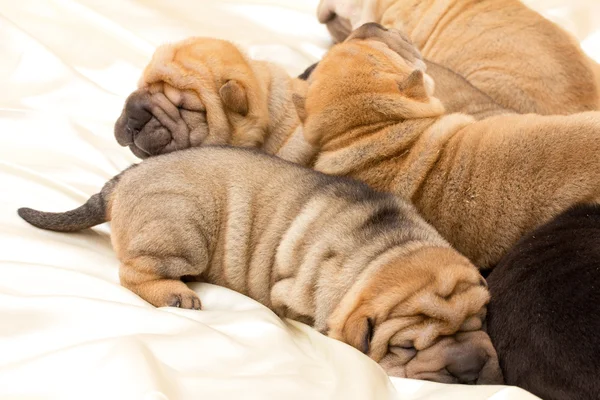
<box><xmin>316</xmin><ymin>0</ymin><xmax>600</xmax><ymax>115</ymax></box>
<box><xmin>18</xmin><ymin>146</ymin><xmax>502</xmax><ymax>385</ymax></box>
<box><xmin>292</xmin><ymin>23</ymin><xmax>600</xmax><ymax>269</ymax></box>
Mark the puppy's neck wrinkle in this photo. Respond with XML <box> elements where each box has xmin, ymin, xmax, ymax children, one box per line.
<box><xmin>314</xmin><ymin>118</ymin><xmax>436</xmax><ymax>183</ymax></box>
<box><xmin>315</xmin><ymin>113</ymin><xmax>473</xmax><ymax>206</ymax></box>
<box><xmin>320</xmin><ymin>121</ymin><xmax>400</xmax><ymax>153</ymax></box>
<box><xmin>390</xmin><ymin>114</ymin><xmax>473</xmax><ymax>200</ymax></box>
<box><xmin>271</xmin><ymin>182</ymin><xmax>425</xmax><ymax>330</ymax></box>
<box><xmin>310</xmin><ymin>213</ymin><xmax>423</xmax><ymax>331</ymax></box>
<box><xmin>270</xmin><ymin>190</ymin><xmax>366</xmax><ymax>322</ymax></box>
<box><xmin>304</xmin><ymin>186</ymin><xmax>449</xmax><ymax>331</ymax></box>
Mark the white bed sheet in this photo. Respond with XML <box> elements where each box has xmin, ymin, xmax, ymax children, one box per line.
<box><xmin>1</xmin><ymin>1</ymin><xmax>598</xmax><ymax>399</ymax></box>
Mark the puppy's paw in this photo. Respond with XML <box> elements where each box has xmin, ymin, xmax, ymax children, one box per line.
<box><xmin>123</xmin><ymin>277</ymin><xmax>202</xmax><ymax>310</ymax></box>
<box><xmin>165</xmin><ymin>289</ymin><xmax>202</xmax><ymax>310</ymax></box>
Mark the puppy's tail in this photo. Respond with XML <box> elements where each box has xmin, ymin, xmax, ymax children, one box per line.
<box><xmin>17</xmin><ymin>166</ymin><xmax>134</xmax><ymax>232</ymax></box>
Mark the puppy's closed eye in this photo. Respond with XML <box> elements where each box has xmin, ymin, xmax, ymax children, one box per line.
<box><xmin>361</xmin><ymin>317</ymin><xmax>375</xmax><ymax>354</ymax></box>
<box><xmin>343</xmin><ymin>312</ymin><xmax>377</xmax><ymax>355</ymax></box>
<box><xmin>396</xmin><ymin>340</ymin><xmax>415</xmax><ymax>350</ymax></box>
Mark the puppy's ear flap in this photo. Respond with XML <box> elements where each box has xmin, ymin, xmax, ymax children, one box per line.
<box><xmin>292</xmin><ymin>93</ymin><xmax>308</xmax><ymax>123</ymax></box>
<box><xmin>342</xmin><ymin>312</ymin><xmax>373</xmax><ymax>355</ymax></box>
<box><xmin>220</xmin><ymin>80</ymin><xmax>249</xmax><ymax>116</ymax></box>
<box><xmin>398</xmin><ymin>70</ymin><xmax>429</xmax><ymax>101</ymax></box>
<box><xmin>298</xmin><ymin>62</ymin><xmax>319</xmax><ymax>81</ymax></box>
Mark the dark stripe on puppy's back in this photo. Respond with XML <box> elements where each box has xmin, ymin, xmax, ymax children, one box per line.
<box><xmin>362</xmin><ymin>206</ymin><xmax>401</xmax><ymax>230</ymax></box>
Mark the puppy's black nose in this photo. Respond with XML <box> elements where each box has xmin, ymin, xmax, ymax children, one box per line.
<box><xmin>114</xmin><ymin>90</ymin><xmax>153</xmax><ymax>146</ymax></box>
<box><xmin>446</xmin><ymin>347</ymin><xmax>488</xmax><ymax>384</ymax></box>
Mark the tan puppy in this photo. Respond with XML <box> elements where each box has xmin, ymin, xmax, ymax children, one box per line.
<box><xmin>18</xmin><ymin>146</ymin><xmax>502</xmax><ymax>384</ymax></box>
<box><xmin>317</xmin><ymin>0</ymin><xmax>600</xmax><ymax>114</ymax></box>
<box><xmin>114</xmin><ymin>37</ymin><xmax>313</xmax><ymax>163</ymax></box>
<box><xmin>294</xmin><ymin>24</ymin><xmax>600</xmax><ymax>269</ymax></box>
<box><xmin>114</xmin><ymin>35</ymin><xmax>509</xmax><ymax>159</ymax></box>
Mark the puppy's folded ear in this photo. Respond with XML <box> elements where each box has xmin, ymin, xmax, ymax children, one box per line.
<box><xmin>292</xmin><ymin>93</ymin><xmax>308</xmax><ymax>123</ymax></box>
<box><xmin>220</xmin><ymin>80</ymin><xmax>249</xmax><ymax>116</ymax></box>
<box><xmin>398</xmin><ymin>70</ymin><xmax>429</xmax><ymax>101</ymax></box>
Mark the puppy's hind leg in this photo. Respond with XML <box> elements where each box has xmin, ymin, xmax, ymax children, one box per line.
<box><xmin>120</xmin><ymin>255</ymin><xmax>202</xmax><ymax>310</ymax></box>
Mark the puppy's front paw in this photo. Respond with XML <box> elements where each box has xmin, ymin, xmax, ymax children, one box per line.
<box><xmin>165</xmin><ymin>289</ymin><xmax>202</xmax><ymax>310</ymax></box>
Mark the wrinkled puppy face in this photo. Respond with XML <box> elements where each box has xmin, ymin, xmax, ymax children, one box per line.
<box><xmin>115</xmin><ymin>85</ymin><xmax>209</xmax><ymax>159</ymax></box>
<box><xmin>114</xmin><ymin>37</ymin><xmax>269</xmax><ymax>158</ymax></box>
<box><xmin>329</xmin><ymin>247</ymin><xmax>503</xmax><ymax>384</ymax></box>
<box><xmin>294</xmin><ymin>23</ymin><xmax>444</xmax><ymax>147</ymax></box>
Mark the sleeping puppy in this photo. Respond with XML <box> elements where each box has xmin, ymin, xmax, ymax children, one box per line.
<box><xmin>17</xmin><ymin>146</ymin><xmax>502</xmax><ymax>385</ymax></box>
<box><xmin>293</xmin><ymin>23</ymin><xmax>600</xmax><ymax>269</ymax></box>
<box><xmin>317</xmin><ymin>0</ymin><xmax>600</xmax><ymax>115</ymax></box>
<box><xmin>114</xmin><ymin>35</ymin><xmax>508</xmax><ymax>159</ymax></box>
<box><xmin>486</xmin><ymin>203</ymin><xmax>600</xmax><ymax>400</ymax></box>
<box><xmin>114</xmin><ymin>37</ymin><xmax>313</xmax><ymax>163</ymax></box>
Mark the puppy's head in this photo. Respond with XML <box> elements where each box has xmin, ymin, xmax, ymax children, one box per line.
<box><xmin>329</xmin><ymin>246</ymin><xmax>502</xmax><ymax>384</ymax></box>
<box><xmin>294</xmin><ymin>23</ymin><xmax>444</xmax><ymax>147</ymax></box>
<box><xmin>114</xmin><ymin>37</ymin><xmax>270</xmax><ymax>158</ymax></box>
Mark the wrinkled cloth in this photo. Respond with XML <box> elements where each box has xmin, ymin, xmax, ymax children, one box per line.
<box><xmin>1</xmin><ymin>0</ymin><xmax>598</xmax><ymax>399</ymax></box>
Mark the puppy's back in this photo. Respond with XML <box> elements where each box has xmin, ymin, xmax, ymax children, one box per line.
<box><xmin>487</xmin><ymin>203</ymin><xmax>600</xmax><ymax>400</ymax></box>
<box><xmin>109</xmin><ymin>145</ymin><xmax>447</xmax><ymax>314</ymax></box>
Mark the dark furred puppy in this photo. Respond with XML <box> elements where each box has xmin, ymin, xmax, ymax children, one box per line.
<box><xmin>487</xmin><ymin>204</ymin><xmax>600</xmax><ymax>400</ymax></box>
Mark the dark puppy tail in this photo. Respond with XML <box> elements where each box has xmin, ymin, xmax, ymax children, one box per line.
<box><xmin>17</xmin><ymin>166</ymin><xmax>134</xmax><ymax>232</ymax></box>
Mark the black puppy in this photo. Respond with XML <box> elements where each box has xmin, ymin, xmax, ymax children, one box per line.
<box><xmin>487</xmin><ymin>203</ymin><xmax>600</xmax><ymax>400</ymax></box>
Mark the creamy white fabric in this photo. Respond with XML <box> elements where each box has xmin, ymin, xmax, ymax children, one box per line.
<box><xmin>1</xmin><ymin>0</ymin><xmax>598</xmax><ymax>399</ymax></box>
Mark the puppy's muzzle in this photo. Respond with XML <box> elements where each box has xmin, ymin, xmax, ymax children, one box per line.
<box><xmin>114</xmin><ymin>90</ymin><xmax>166</xmax><ymax>158</ymax></box>
<box><xmin>445</xmin><ymin>342</ymin><xmax>489</xmax><ymax>384</ymax></box>
<box><xmin>425</xmin><ymin>331</ymin><xmax>502</xmax><ymax>385</ymax></box>
<box><xmin>391</xmin><ymin>331</ymin><xmax>502</xmax><ymax>385</ymax></box>
<box><xmin>114</xmin><ymin>89</ymin><xmax>188</xmax><ymax>159</ymax></box>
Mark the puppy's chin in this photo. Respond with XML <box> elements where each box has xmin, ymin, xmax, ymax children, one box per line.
<box><xmin>115</xmin><ymin>88</ymin><xmax>209</xmax><ymax>159</ymax></box>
